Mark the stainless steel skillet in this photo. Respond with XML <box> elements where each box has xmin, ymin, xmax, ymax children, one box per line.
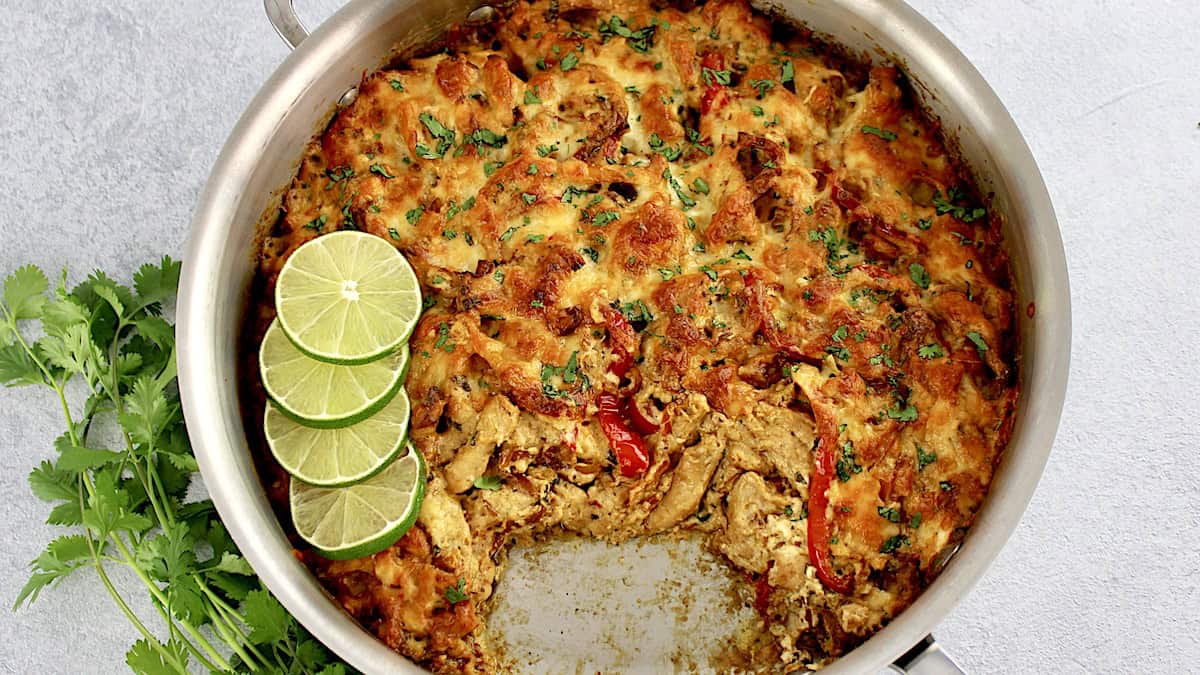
<box><xmin>178</xmin><ymin>0</ymin><xmax>1071</xmax><ymax>672</ymax></box>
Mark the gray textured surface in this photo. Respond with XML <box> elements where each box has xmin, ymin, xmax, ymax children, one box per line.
<box><xmin>0</xmin><ymin>1</ymin><xmax>1197</xmax><ymax>673</ymax></box>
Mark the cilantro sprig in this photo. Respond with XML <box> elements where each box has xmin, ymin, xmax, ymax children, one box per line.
<box><xmin>3</xmin><ymin>260</ymin><xmax>346</xmax><ymax>674</ymax></box>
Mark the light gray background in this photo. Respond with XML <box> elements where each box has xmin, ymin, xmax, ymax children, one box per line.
<box><xmin>1</xmin><ymin>1</ymin><xmax>1197</xmax><ymax>673</ymax></box>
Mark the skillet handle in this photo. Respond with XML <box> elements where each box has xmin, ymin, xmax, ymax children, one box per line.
<box><xmin>890</xmin><ymin>635</ymin><xmax>966</xmax><ymax>674</ymax></box>
<box><xmin>264</xmin><ymin>0</ymin><xmax>309</xmax><ymax>49</ymax></box>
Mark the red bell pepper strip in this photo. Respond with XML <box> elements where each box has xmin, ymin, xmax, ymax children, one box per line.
<box><xmin>626</xmin><ymin>397</ymin><xmax>662</xmax><ymax>436</ymax></box>
<box><xmin>603</xmin><ymin>307</ymin><xmax>637</xmax><ymax>378</ymax></box>
<box><xmin>752</xmin><ymin>560</ymin><xmax>775</xmax><ymax>620</ymax></box>
<box><xmin>597</xmin><ymin>392</ymin><xmax>651</xmax><ymax>477</ymax></box>
<box><xmin>700</xmin><ymin>52</ymin><xmax>729</xmax><ymax>115</ymax></box>
<box><xmin>807</xmin><ymin>435</ymin><xmax>853</xmax><ymax>594</ymax></box>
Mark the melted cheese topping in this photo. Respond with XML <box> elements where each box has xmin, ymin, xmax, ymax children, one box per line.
<box><xmin>252</xmin><ymin>0</ymin><xmax>1018</xmax><ymax>671</ymax></box>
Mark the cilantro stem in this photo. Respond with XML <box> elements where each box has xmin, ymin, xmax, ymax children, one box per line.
<box><xmin>200</xmin><ymin>579</ymin><xmax>287</xmax><ymax>671</ymax></box>
<box><xmin>202</xmin><ymin>593</ymin><xmax>260</xmax><ymax>671</ymax></box>
<box><xmin>80</xmin><ymin>473</ymin><xmax>233</xmax><ymax>673</ymax></box>
<box><xmin>77</xmin><ymin>480</ymin><xmax>191</xmax><ymax>674</ymax></box>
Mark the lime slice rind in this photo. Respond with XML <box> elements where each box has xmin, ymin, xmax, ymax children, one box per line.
<box><xmin>259</xmin><ymin>319</ymin><xmax>410</xmax><ymax>429</ymax></box>
<box><xmin>264</xmin><ymin>388</ymin><xmax>412</xmax><ymax>487</ymax></box>
<box><xmin>290</xmin><ymin>443</ymin><xmax>427</xmax><ymax>560</ymax></box>
<box><xmin>275</xmin><ymin>231</ymin><xmax>422</xmax><ymax>365</ymax></box>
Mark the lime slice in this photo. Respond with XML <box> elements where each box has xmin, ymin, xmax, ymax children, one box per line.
<box><xmin>264</xmin><ymin>387</ymin><xmax>411</xmax><ymax>487</ymax></box>
<box><xmin>290</xmin><ymin>443</ymin><xmax>427</xmax><ymax>560</ymax></box>
<box><xmin>259</xmin><ymin>319</ymin><xmax>409</xmax><ymax>429</ymax></box>
<box><xmin>275</xmin><ymin>230</ymin><xmax>422</xmax><ymax>365</ymax></box>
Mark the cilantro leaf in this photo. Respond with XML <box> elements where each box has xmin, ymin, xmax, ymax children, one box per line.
<box><xmin>125</xmin><ymin>639</ymin><xmax>176</xmax><ymax>675</ymax></box>
<box><xmin>132</xmin><ymin>256</ymin><xmax>181</xmax><ymax>312</ymax></box>
<box><xmin>210</xmin><ymin>551</ymin><xmax>255</xmax><ymax>576</ymax></box>
<box><xmin>119</xmin><ymin>375</ymin><xmax>175</xmax><ymax>446</ymax></box>
<box><xmin>241</xmin><ymin>589</ymin><xmax>294</xmax><ymax>645</ymax></box>
<box><xmin>56</xmin><ymin>444</ymin><xmax>124</xmax><ymax>471</ymax></box>
<box><xmin>4</xmin><ymin>265</ymin><xmax>48</xmax><ymax>320</ymax></box>
<box><xmin>28</xmin><ymin>460</ymin><xmax>76</xmax><ymax>502</ymax></box>
<box><xmin>0</xmin><ymin>342</ymin><xmax>44</xmax><ymax>387</ymax></box>
<box><xmin>37</xmin><ymin>323</ymin><xmax>105</xmax><ymax>381</ymax></box>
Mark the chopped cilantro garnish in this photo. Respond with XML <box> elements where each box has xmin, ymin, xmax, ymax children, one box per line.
<box><xmin>701</xmin><ymin>67</ymin><xmax>731</xmax><ymax>86</ymax></box>
<box><xmin>417</xmin><ymin>112</ymin><xmax>456</xmax><ymax>158</ymax></box>
<box><xmin>887</xmin><ymin>403</ymin><xmax>918</xmax><ymax>422</ymax></box>
<box><xmin>825</xmin><ymin>344</ymin><xmax>850</xmax><ymax>361</ymax></box>
<box><xmin>880</xmin><ymin>534</ymin><xmax>909</xmax><ymax>554</ymax></box>
<box><xmin>592</xmin><ymin>211</ymin><xmax>619</xmax><ymax>227</ymax></box>
<box><xmin>916</xmin><ymin>443</ymin><xmax>937</xmax><ymax>471</ymax></box>
<box><xmin>861</xmin><ymin>125</ymin><xmax>898</xmax><ymax>141</ymax></box>
<box><xmin>662</xmin><ymin>169</ymin><xmax>696</xmax><ymax>209</ymax></box>
<box><xmin>917</xmin><ymin>343</ymin><xmax>945</xmax><ymax>359</ymax></box>
<box><xmin>619</xmin><ymin>299</ymin><xmax>655</xmax><ymax>327</ymax></box>
<box><xmin>303</xmin><ymin>213</ymin><xmax>327</xmax><ymax>232</ymax></box>
<box><xmin>909</xmin><ymin>263</ymin><xmax>931</xmax><ymax>289</ymax></box>
<box><xmin>444</xmin><ymin>578</ymin><xmax>468</xmax><ymax>603</ymax></box>
<box><xmin>598</xmin><ymin>16</ymin><xmax>657</xmax><ymax>53</ymax></box>
<box><xmin>933</xmin><ymin>187</ymin><xmax>986</xmax><ymax>223</ymax></box>
<box><xmin>467</xmin><ymin>128</ymin><xmax>507</xmax><ymax>148</ymax></box>
<box><xmin>749</xmin><ymin>79</ymin><xmax>775</xmax><ymax>99</ymax></box>
<box><xmin>445</xmin><ymin>196</ymin><xmax>475</xmax><ymax>220</ymax></box>
<box><xmin>836</xmin><ymin>441</ymin><xmax>863</xmax><ymax>482</ymax></box>
<box><xmin>966</xmin><ymin>331</ymin><xmax>989</xmax><ymax>353</ymax></box>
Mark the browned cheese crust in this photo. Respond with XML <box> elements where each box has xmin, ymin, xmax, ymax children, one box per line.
<box><xmin>246</xmin><ymin>0</ymin><xmax>1018</xmax><ymax>671</ymax></box>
